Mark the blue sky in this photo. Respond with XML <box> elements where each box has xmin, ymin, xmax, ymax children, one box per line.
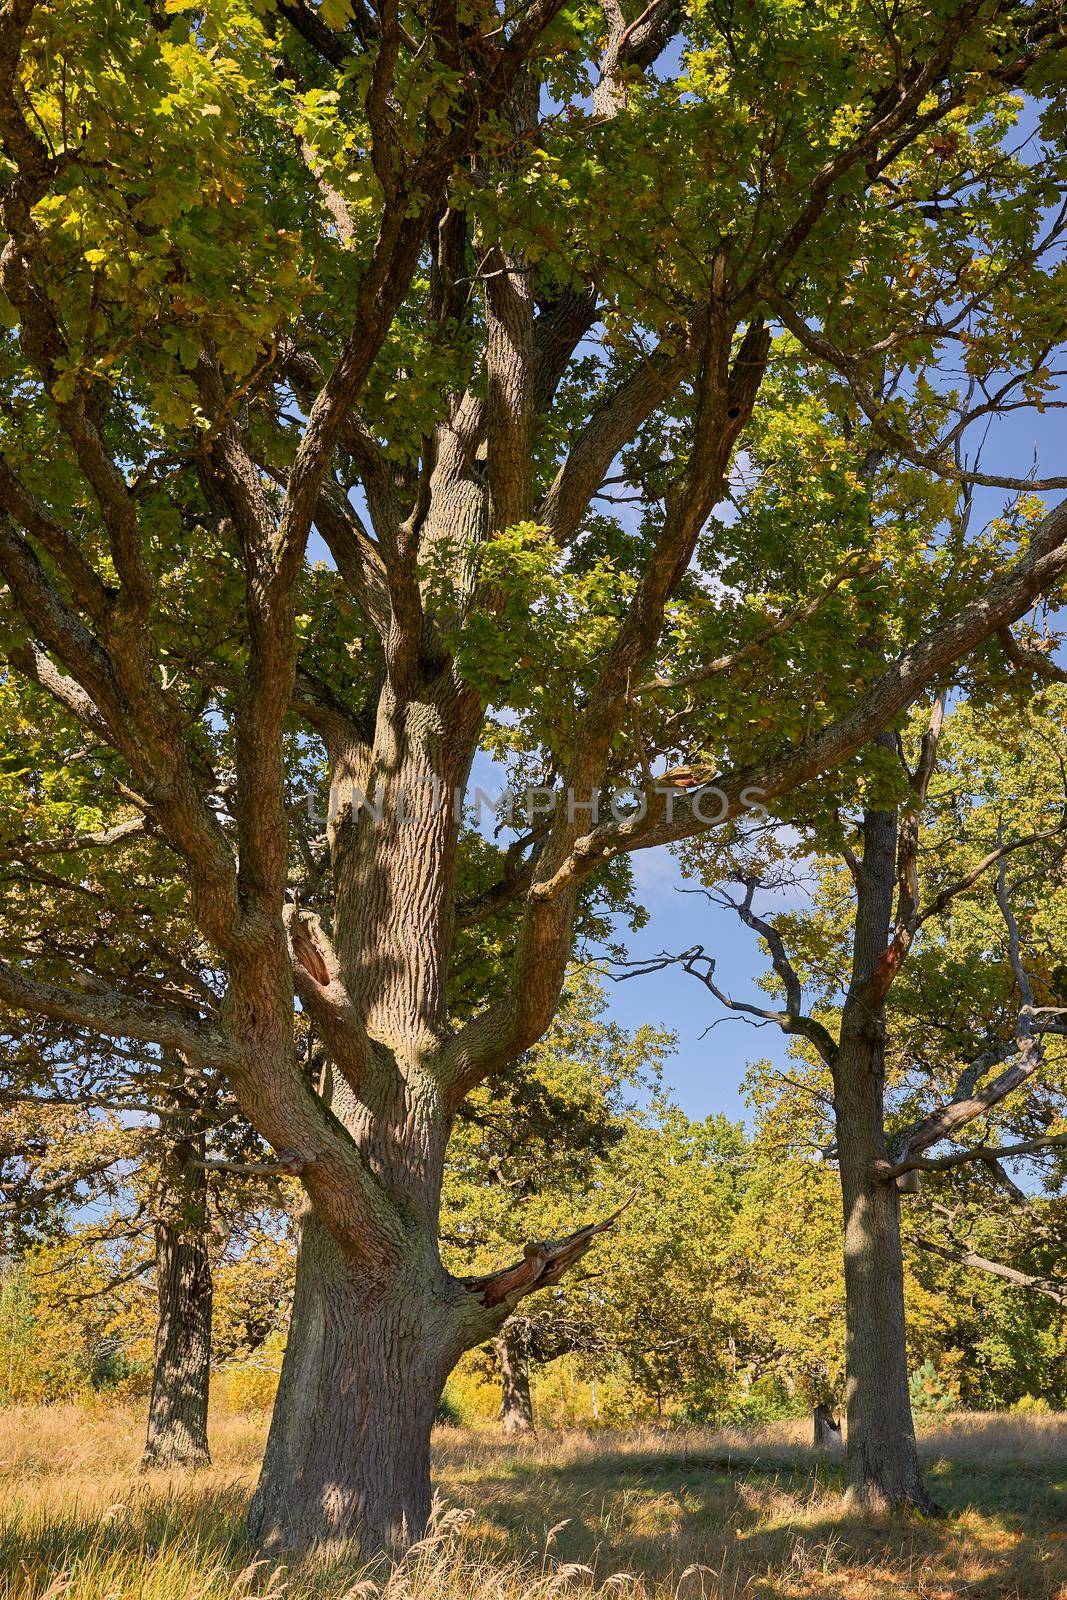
<box><xmin>600</xmin><ymin>852</ymin><xmax>791</xmax><ymax>1124</ymax></box>
<box><xmin>514</xmin><ymin>384</ymin><xmax>1067</xmax><ymax>1129</ymax></box>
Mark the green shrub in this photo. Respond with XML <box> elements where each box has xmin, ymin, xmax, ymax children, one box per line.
<box><xmin>909</xmin><ymin>1358</ymin><xmax>959</xmax><ymax>1414</ymax></box>
<box><xmin>1012</xmin><ymin>1393</ymin><xmax>1051</xmax><ymax>1414</ymax></box>
<box><xmin>435</xmin><ymin>1390</ymin><xmax>464</xmax><ymax>1427</ymax></box>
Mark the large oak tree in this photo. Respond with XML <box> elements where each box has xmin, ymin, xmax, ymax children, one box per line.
<box><xmin>0</xmin><ymin>0</ymin><xmax>1065</xmax><ymax>1553</ymax></box>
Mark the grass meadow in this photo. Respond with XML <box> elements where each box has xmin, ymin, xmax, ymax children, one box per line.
<box><xmin>0</xmin><ymin>1406</ymin><xmax>1064</xmax><ymax>1600</ymax></box>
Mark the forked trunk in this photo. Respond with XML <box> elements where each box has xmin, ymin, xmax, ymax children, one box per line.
<box><xmin>140</xmin><ymin>1129</ymin><xmax>212</xmax><ymax>1471</ymax></box>
<box><xmin>498</xmin><ymin>1319</ymin><xmax>534</xmax><ymax>1434</ymax></box>
<box><xmin>247</xmin><ymin>1210</ymin><xmax>473</xmax><ymax>1553</ymax></box>
<box><xmin>247</xmin><ymin>701</ymin><xmax>589</xmax><ymax>1551</ymax></box>
<box><xmin>246</xmin><ymin>1181</ymin><xmax>606</xmax><ymax>1550</ymax></box>
<box><xmin>246</xmin><ymin>701</ymin><xmax>489</xmax><ymax>1553</ymax></box>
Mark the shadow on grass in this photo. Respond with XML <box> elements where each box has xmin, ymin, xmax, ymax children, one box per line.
<box><xmin>437</xmin><ymin>1440</ymin><xmax>1067</xmax><ymax>1598</ymax></box>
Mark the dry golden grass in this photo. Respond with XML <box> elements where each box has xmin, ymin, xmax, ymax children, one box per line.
<box><xmin>0</xmin><ymin>1405</ymin><xmax>1064</xmax><ymax>1600</ymax></box>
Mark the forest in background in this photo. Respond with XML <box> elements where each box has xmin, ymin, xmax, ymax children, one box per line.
<box><xmin>5</xmin><ymin>942</ymin><xmax>1064</xmax><ymax>1432</ymax></box>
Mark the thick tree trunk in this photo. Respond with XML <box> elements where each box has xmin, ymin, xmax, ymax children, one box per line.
<box><xmin>247</xmin><ymin>696</ymin><xmax>609</xmax><ymax>1551</ymax></box>
<box><xmin>247</xmin><ymin>1210</ymin><xmax>475</xmax><ymax>1553</ymax></box>
<box><xmin>833</xmin><ymin>805</ymin><xmax>936</xmax><ymax>1514</ymax></box>
<box><xmin>245</xmin><ymin>706</ymin><xmax>490</xmax><ymax>1554</ymax></box>
<box><xmin>141</xmin><ymin>1120</ymin><xmax>212</xmax><ymax>1471</ymax></box>
<box><xmin>498</xmin><ymin>1319</ymin><xmax>534</xmax><ymax>1434</ymax></box>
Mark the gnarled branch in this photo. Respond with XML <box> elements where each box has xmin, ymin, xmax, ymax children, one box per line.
<box><xmin>466</xmin><ymin>1192</ymin><xmax>635</xmax><ymax>1311</ymax></box>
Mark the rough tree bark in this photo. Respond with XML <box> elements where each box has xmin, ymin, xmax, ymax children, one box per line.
<box><xmin>245</xmin><ymin>718</ymin><xmax>492</xmax><ymax>1550</ymax></box>
<box><xmin>247</xmin><ymin>1197</ymin><xmax>614</xmax><ymax>1549</ymax></box>
<box><xmin>832</xmin><ymin>806</ymin><xmax>936</xmax><ymax>1514</ymax></box>
<box><xmin>245</xmin><ymin>856</ymin><xmax>621</xmax><ymax>1559</ymax></box>
<box><xmin>247</xmin><ymin>1209</ymin><xmax>472</xmax><ymax>1551</ymax></box>
<box><xmin>141</xmin><ymin>1115</ymin><xmax>213</xmax><ymax>1472</ymax></box>
<box><xmin>498</xmin><ymin>1319</ymin><xmax>535</xmax><ymax>1434</ymax></box>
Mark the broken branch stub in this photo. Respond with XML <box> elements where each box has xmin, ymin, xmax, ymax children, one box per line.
<box><xmin>467</xmin><ymin>1191</ymin><xmax>636</xmax><ymax>1309</ymax></box>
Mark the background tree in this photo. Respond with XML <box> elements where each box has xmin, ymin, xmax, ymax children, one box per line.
<box><xmin>443</xmin><ymin>988</ymin><xmax>747</xmax><ymax>1428</ymax></box>
<box><xmin>0</xmin><ymin>675</ymin><xmax>301</xmax><ymax>1466</ymax></box>
<box><xmin>0</xmin><ymin>1022</ymin><xmax>295</xmax><ymax>1469</ymax></box>
<box><xmin>638</xmin><ymin>687</ymin><xmax>1067</xmax><ymax>1505</ymax></box>
<box><xmin>580</xmin><ymin>1105</ymin><xmax>745</xmax><ymax>1421</ymax></box>
<box><xmin>721</xmin><ymin>1059</ymin><xmax>1067</xmax><ymax>1414</ymax></box>
<box><xmin>715</xmin><ymin>1062</ymin><xmax>847</xmax><ymax>1408</ymax></box>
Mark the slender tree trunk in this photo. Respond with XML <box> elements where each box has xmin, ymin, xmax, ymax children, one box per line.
<box><xmin>835</xmin><ymin>1036</ymin><xmax>932</xmax><ymax>1510</ymax></box>
<box><xmin>141</xmin><ymin>1116</ymin><xmax>212</xmax><ymax>1471</ymax></box>
<box><xmin>833</xmin><ymin>805</ymin><xmax>936</xmax><ymax>1514</ymax></box>
<box><xmin>498</xmin><ymin>1319</ymin><xmax>534</xmax><ymax>1434</ymax></box>
<box><xmin>247</xmin><ymin>1209</ymin><xmax>475</xmax><ymax>1553</ymax></box>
